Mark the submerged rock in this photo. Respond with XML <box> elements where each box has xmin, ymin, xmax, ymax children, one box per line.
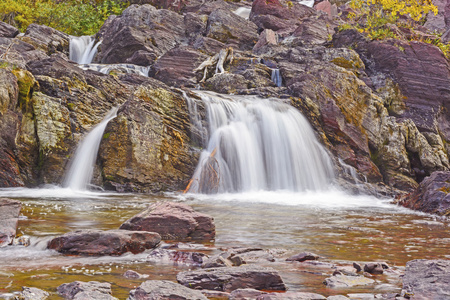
<box><xmin>57</xmin><ymin>281</ymin><xmax>117</xmax><ymax>300</ymax></box>
<box><xmin>120</xmin><ymin>201</ymin><xmax>215</xmax><ymax>241</ymax></box>
<box><xmin>47</xmin><ymin>229</ymin><xmax>161</xmax><ymax>256</ymax></box>
<box><xmin>0</xmin><ymin>198</ymin><xmax>21</xmax><ymax>247</ymax></box>
<box><xmin>402</xmin><ymin>259</ymin><xmax>450</xmax><ymax>299</ymax></box>
<box><xmin>128</xmin><ymin>280</ymin><xmax>208</xmax><ymax>300</ymax></box>
<box><xmin>177</xmin><ymin>265</ymin><xmax>286</xmax><ymax>292</ymax></box>
<box><xmin>123</xmin><ymin>270</ymin><xmax>149</xmax><ymax>279</ymax></box>
<box><xmin>399</xmin><ymin>171</ymin><xmax>450</xmax><ymax>216</ymax></box>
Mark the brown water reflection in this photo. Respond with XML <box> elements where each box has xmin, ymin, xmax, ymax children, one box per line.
<box><xmin>0</xmin><ymin>188</ymin><xmax>448</xmax><ymax>299</ymax></box>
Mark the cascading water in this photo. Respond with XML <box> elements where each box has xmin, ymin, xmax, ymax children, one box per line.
<box><xmin>271</xmin><ymin>68</ymin><xmax>282</xmax><ymax>87</ymax></box>
<box><xmin>186</xmin><ymin>92</ymin><xmax>334</xmax><ymax>193</ymax></box>
<box><xmin>79</xmin><ymin>63</ymin><xmax>150</xmax><ymax>77</ymax></box>
<box><xmin>69</xmin><ymin>36</ymin><xmax>101</xmax><ymax>64</ymax></box>
<box><xmin>63</xmin><ymin>107</ymin><xmax>118</xmax><ymax>191</ymax></box>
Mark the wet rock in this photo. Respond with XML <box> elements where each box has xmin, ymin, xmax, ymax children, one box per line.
<box><xmin>47</xmin><ymin>229</ymin><xmax>161</xmax><ymax>256</ymax></box>
<box><xmin>57</xmin><ymin>281</ymin><xmax>116</xmax><ymax>300</ymax></box>
<box><xmin>149</xmin><ymin>46</ymin><xmax>208</xmax><ymax>88</ymax></box>
<box><xmin>19</xmin><ymin>24</ymin><xmax>70</xmax><ymax>56</ymax></box>
<box><xmin>0</xmin><ymin>22</ymin><xmax>19</xmax><ymax>38</ymax></box>
<box><xmin>402</xmin><ymin>259</ymin><xmax>450</xmax><ymax>299</ymax></box>
<box><xmin>123</xmin><ymin>270</ymin><xmax>149</xmax><ymax>279</ymax></box>
<box><xmin>353</xmin><ymin>262</ymin><xmax>362</xmax><ymax>272</ymax></box>
<box><xmin>399</xmin><ymin>171</ymin><xmax>450</xmax><ymax>216</ymax></box>
<box><xmin>120</xmin><ymin>201</ymin><xmax>215</xmax><ymax>241</ymax></box>
<box><xmin>324</xmin><ymin>274</ymin><xmax>375</xmax><ymax>288</ymax></box>
<box><xmin>97</xmin><ymin>4</ymin><xmax>185</xmax><ymax>65</ymax></box>
<box><xmin>202</xmin><ymin>252</ymin><xmax>244</xmax><ymax>268</ymax></box>
<box><xmin>258</xmin><ymin>292</ymin><xmax>326</xmax><ymax>299</ymax></box>
<box><xmin>0</xmin><ymin>199</ymin><xmax>21</xmax><ymax>247</ymax></box>
<box><xmin>363</xmin><ymin>263</ymin><xmax>384</xmax><ymax>275</ymax></box>
<box><xmin>127</xmin><ymin>280</ymin><xmax>208</xmax><ymax>300</ymax></box>
<box><xmin>205</xmin><ymin>73</ymin><xmax>249</xmax><ymax>94</ymax></box>
<box><xmin>286</xmin><ymin>251</ymin><xmax>319</xmax><ymax>262</ymax></box>
<box><xmin>177</xmin><ymin>265</ymin><xmax>286</xmax><ymax>292</ymax></box>
<box><xmin>206</xmin><ymin>8</ymin><xmax>258</xmax><ymax>51</ymax></box>
<box><xmin>13</xmin><ymin>235</ymin><xmax>30</xmax><ymax>246</ymax></box>
<box><xmin>229</xmin><ymin>288</ymin><xmax>267</xmax><ymax>299</ymax></box>
<box><xmin>147</xmin><ymin>248</ymin><xmax>207</xmax><ymax>266</ymax></box>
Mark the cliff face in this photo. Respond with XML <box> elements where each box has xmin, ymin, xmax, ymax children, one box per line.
<box><xmin>0</xmin><ymin>0</ymin><xmax>449</xmax><ymax>198</ymax></box>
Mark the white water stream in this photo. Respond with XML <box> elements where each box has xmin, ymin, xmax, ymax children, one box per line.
<box><xmin>69</xmin><ymin>36</ymin><xmax>101</xmax><ymax>64</ymax></box>
<box><xmin>186</xmin><ymin>92</ymin><xmax>334</xmax><ymax>193</ymax></box>
<box><xmin>271</xmin><ymin>68</ymin><xmax>282</xmax><ymax>87</ymax></box>
<box><xmin>63</xmin><ymin>107</ymin><xmax>118</xmax><ymax>191</ymax></box>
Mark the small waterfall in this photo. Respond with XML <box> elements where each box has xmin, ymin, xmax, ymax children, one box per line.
<box><xmin>69</xmin><ymin>36</ymin><xmax>101</xmax><ymax>64</ymax></box>
<box><xmin>63</xmin><ymin>108</ymin><xmax>118</xmax><ymax>191</ymax></box>
<box><xmin>233</xmin><ymin>7</ymin><xmax>251</xmax><ymax>19</ymax></box>
<box><xmin>186</xmin><ymin>92</ymin><xmax>334</xmax><ymax>193</ymax></box>
<box><xmin>79</xmin><ymin>63</ymin><xmax>150</xmax><ymax>77</ymax></box>
<box><xmin>271</xmin><ymin>68</ymin><xmax>282</xmax><ymax>87</ymax></box>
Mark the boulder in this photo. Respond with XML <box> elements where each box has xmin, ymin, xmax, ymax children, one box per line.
<box><xmin>399</xmin><ymin>171</ymin><xmax>450</xmax><ymax>216</ymax></box>
<box><xmin>324</xmin><ymin>274</ymin><xmax>375</xmax><ymax>288</ymax></box>
<box><xmin>47</xmin><ymin>229</ymin><xmax>161</xmax><ymax>256</ymax></box>
<box><xmin>177</xmin><ymin>265</ymin><xmax>286</xmax><ymax>292</ymax></box>
<box><xmin>19</xmin><ymin>24</ymin><xmax>70</xmax><ymax>56</ymax></box>
<box><xmin>363</xmin><ymin>262</ymin><xmax>387</xmax><ymax>275</ymax></box>
<box><xmin>57</xmin><ymin>281</ymin><xmax>117</xmax><ymax>300</ymax></box>
<box><xmin>0</xmin><ymin>37</ymin><xmax>48</xmax><ymax>69</ymax></box>
<box><xmin>120</xmin><ymin>202</ymin><xmax>215</xmax><ymax>241</ymax></box>
<box><xmin>424</xmin><ymin>0</ymin><xmax>449</xmax><ymax>33</ymax></box>
<box><xmin>402</xmin><ymin>259</ymin><xmax>450</xmax><ymax>299</ymax></box>
<box><xmin>128</xmin><ymin>280</ymin><xmax>208</xmax><ymax>300</ymax></box>
<box><xmin>0</xmin><ymin>198</ymin><xmax>21</xmax><ymax>247</ymax></box>
<box><xmin>206</xmin><ymin>8</ymin><xmax>258</xmax><ymax>51</ymax></box>
<box><xmin>286</xmin><ymin>251</ymin><xmax>319</xmax><ymax>262</ymax></box>
<box><xmin>0</xmin><ymin>22</ymin><xmax>19</xmax><ymax>38</ymax></box>
<box><xmin>147</xmin><ymin>248</ymin><xmax>208</xmax><ymax>266</ymax></box>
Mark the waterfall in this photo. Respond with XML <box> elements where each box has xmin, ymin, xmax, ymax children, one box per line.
<box><xmin>69</xmin><ymin>36</ymin><xmax>101</xmax><ymax>64</ymax></box>
<box><xmin>271</xmin><ymin>69</ymin><xmax>282</xmax><ymax>87</ymax></box>
<box><xmin>63</xmin><ymin>108</ymin><xmax>118</xmax><ymax>191</ymax></box>
<box><xmin>186</xmin><ymin>92</ymin><xmax>334</xmax><ymax>194</ymax></box>
<box><xmin>233</xmin><ymin>7</ymin><xmax>251</xmax><ymax>19</ymax></box>
<box><xmin>79</xmin><ymin>63</ymin><xmax>150</xmax><ymax>77</ymax></box>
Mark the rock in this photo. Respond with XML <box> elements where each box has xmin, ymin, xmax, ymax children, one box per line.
<box><xmin>290</xmin><ymin>15</ymin><xmax>336</xmax><ymax>45</ymax></box>
<box><xmin>15</xmin><ymin>287</ymin><xmax>49</xmax><ymax>300</ymax></box>
<box><xmin>206</xmin><ymin>8</ymin><xmax>258</xmax><ymax>51</ymax></box>
<box><xmin>424</xmin><ymin>0</ymin><xmax>449</xmax><ymax>33</ymax></box>
<box><xmin>327</xmin><ymin>296</ymin><xmax>349</xmax><ymax>300</ymax></box>
<box><xmin>253</xmin><ymin>29</ymin><xmax>278</xmax><ymax>53</ymax></box>
<box><xmin>47</xmin><ymin>229</ymin><xmax>161</xmax><ymax>256</ymax></box>
<box><xmin>123</xmin><ymin>270</ymin><xmax>149</xmax><ymax>279</ymax></box>
<box><xmin>127</xmin><ymin>280</ymin><xmax>208</xmax><ymax>300</ymax></box>
<box><xmin>149</xmin><ymin>46</ymin><xmax>208</xmax><ymax>88</ymax></box>
<box><xmin>13</xmin><ymin>235</ymin><xmax>30</xmax><ymax>246</ymax></box>
<box><xmin>402</xmin><ymin>259</ymin><xmax>450</xmax><ymax>299</ymax></box>
<box><xmin>286</xmin><ymin>251</ymin><xmax>319</xmax><ymax>262</ymax></box>
<box><xmin>0</xmin><ymin>22</ymin><xmax>19</xmax><ymax>38</ymax></box>
<box><xmin>363</xmin><ymin>263</ymin><xmax>384</xmax><ymax>275</ymax></box>
<box><xmin>205</xmin><ymin>73</ymin><xmax>249</xmax><ymax>94</ymax></box>
<box><xmin>19</xmin><ymin>24</ymin><xmax>70</xmax><ymax>56</ymax></box>
<box><xmin>177</xmin><ymin>265</ymin><xmax>286</xmax><ymax>292</ymax></box>
<box><xmin>57</xmin><ymin>281</ymin><xmax>117</xmax><ymax>300</ymax></box>
<box><xmin>0</xmin><ymin>199</ymin><xmax>21</xmax><ymax>247</ymax></box>
<box><xmin>201</xmin><ymin>290</ymin><xmax>230</xmax><ymax>299</ymax></box>
<box><xmin>202</xmin><ymin>252</ymin><xmax>244</xmax><ymax>268</ymax></box>
<box><xmin>314</xmin><ymin>1</ymin><xmax>338</xmax><ymax>18</ymax></box>
<box><xmin>147</xmin><ymin>248</ymin><xmax>207</xmax><ymax>266</ymax></box>
<box><xmin>119</xmin><ymin>201</ymin><xmax>215</xmax><ymax>241</ymax></box>
<box><xmin>97</xmin><ymin>4</ymin><xmax>185</xmax><ymax>65</ymax></box>
<box><xmin>353</xmin><ymin>262</ymin><xmax>362</xmax><ymax>272</ymax></box>
<box><xmin>229</xmin><ymin>288</ymin><xmax>267</xmax><ymax>299</ymax></box>
<box><xmin>257</xmin><ymin>292</ymin><xmax>326</xmax><ymax>299</ymax></box>
<box><xmin>324</xmin><ymin>274</ymin><xmax>375</xmax><ymax>288</ymax></box>
<box><xmin>399</xmin><ymin>171</ymin><xmax>450</xmax><ymax>216</ymax></box>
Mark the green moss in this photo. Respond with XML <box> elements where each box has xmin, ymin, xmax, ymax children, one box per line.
<box><xmin>103</xmin><ymin>132</ymin><xmax>110</xmax><ymax>139</ymax></box>
<box><xmin>67</xmin><ymin>103</ymin><xmax>75</xmax><ymax>111</ymax></box>
<box><xmin>12</xmin><ymin>69</ymin><xmax>36</xmax><ymax>112</ymax></box>
<box><xmin>331</xmin><ymin>57</ymin><xmax>362</xmax><ymax>70</ymax></box>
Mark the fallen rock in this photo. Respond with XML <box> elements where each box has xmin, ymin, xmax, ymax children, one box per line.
<box><xmin>402</xmin><ymin>259</ymin><xmax>450</xmax><ymax>299</ymax></box>
<box><xmin>47</xmin><ymin>229</ymin><xmax>161</xmax><ymax>256</ymax></box>
<box><xmin>120</xmin><ymin>201</ymin><xmax>215</xmax><ymax>241</ymax></box>
<box><xmin>399</xmin><ymin>171</ymin><xmax>450</xmax><ymax>216</ymax></box>
<box><xmin>324</xmin><ymin>274</ymin><xmax>375</xmax><ymax>288</ymax></box>
<box><xmin>0</xmin><ymin>198</ymin><xmax>21</xmax><ymax>247</ymax></box>
<box><xmin>57</xmin><ymin>281</ymin><xmax>116</xmax><ymax>300</ymax></box>
<box><xmin>16</xmin><ymin>287</ymin><xmax>49</xmax><ymax>300</ymax></box>
<box><xmin>257</xmin><ymin>292</ymin><xmax>326</xmax><ymax>299</ymax></box>
<box><xmin>123</xmin><ymin>270</ymin><xmax>149</xmax><ymax>279</ymax></box>
<box><xmin>0</xmin><ymin>22</ymin><xmax>19</xmax><ymax>38</ymax></box>
<box><xmin>205</xmin><ymin>73</ymin><xmax>249</xmax><ymax>94</ymax></box>
<box><xmin>286</xmin><ymin>251</ymin><xmax>319</xmax><ymax>262</ymax></box>
<box><xmin>127</xmin><ymin>280</ymin><xmax>208</xmax><ymax>300</ymax></box>
<box><xmin>147</xmin><ymin>248</ymin><xmax>207</xmax><ymax>266</ymax></box>
<box><xmin>177</xmin><ymin>265</ymin><xmax>286</xmax><ymax>292</ymax></box>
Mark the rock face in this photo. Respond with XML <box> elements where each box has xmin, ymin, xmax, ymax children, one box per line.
<box><xmin>57</xmin><ymin>281</ymin><xmax>117</xmax><ymax>300</ymax></box>
<box><xmin>127</xmin><ymin>280</ymin><xmax>208</xmax><ymax>300</ymax></box>
<box><xmin>120</xmin><ymin>201</ymin><xmax>215</xmax><ymax>241</ymax></box>
<box><xmin>47</xmin><ymin>229</ymin><xmax>161</xmax><ymax>256</ymax></box>
<box><xmin>402</xmin><ymin>259</ymin><xmax>450</xmax><ymax>299</ymax></box>
<box><xmin>176</xmin><ymin>265</ymin><xmax>286</xmax><ymax>292</ymax></box>
<box><xmin>0</xmin><ymin>198</ymin><xmax>21</xmax><ymax>247</ymax></box>
<box><xmin>0</xmin><ymin>21</ymin><xmax>19</xmax><ymax>38</ymax></box>
<box><xmin>399</xmin><ymin>171</ymin><xmax>450</xmax><ymax>216</ymax></box>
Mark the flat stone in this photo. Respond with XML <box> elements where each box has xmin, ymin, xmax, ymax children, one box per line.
<box><xmin>47</xmin><ymin>229</ymin><xmax>161</xmax><ymax>256</ymax></box>
<box><xmin>0</xmin><ymin>198</ymin><xmax>21</xmax><ymax>247</ymax></box>
<box><xmin>57</xmin><ymin>281</ymin><xmax>116</xmax><ymax>300</ymax></box>
<box><xmin>324</xmin><ymin>275</ymin><xmax>375</xmax><ymax>288</ymax></box>
<box><xmin>286</xmin><ymin>251</ymin><xmax>319</xmax><ymax>262</ymax></box>
<box><xmin>177</xmin><ymin>265</ymin><xmax>286</xmax><ymax>292</ymax></box>
<box><xmin>120</xmin><ymin>201</ymin><xmax>215</xmax><ymax>241</ymax></box>
<box><xmin>402</xmin><ymin>259</ymin><xmax>450</xmax><ymax>299</ymax></box>
<box><xmin>229</xmin><ymin>288</ymin><xmax>267</xmax><ymax>299</ymax></box>
<box><xmin>127</xmin><ymin>280</ymin><xmax>208</xmax><ymax>300</ymax></box>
